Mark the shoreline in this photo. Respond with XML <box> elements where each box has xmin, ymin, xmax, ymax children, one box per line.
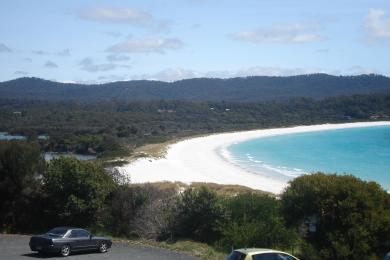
<box><xmin>118</xmin><ymin>121</ymin><xmax>390</xmax><ymax>194</ymax></box>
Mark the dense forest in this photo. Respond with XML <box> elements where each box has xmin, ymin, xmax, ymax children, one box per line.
<box><xmin>1</xmin><ymin>142</ymin><xmax>389</xmax><ymax>259</ymax></box>
<box><xmin>1</xmin><ymin>74</ymin><xmax>390</xmax><ymax>102</ymax></box>
<box><xmin>1</xmin><ymin>93</ymin><xmax>389</xmax><ymax>157</ymax></box>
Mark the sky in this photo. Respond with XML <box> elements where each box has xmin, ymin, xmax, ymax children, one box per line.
<box><xmin>1</xmin><ymin>0</ymin><xmax>390</xmax><ymax>83</ymax></box>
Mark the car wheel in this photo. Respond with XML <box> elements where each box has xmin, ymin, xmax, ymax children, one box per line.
<box><xmin>60</xmin><ymin>245</ymin><xmax>71</xmax><ymax>257</ymax></box>
<box><xmin>98</xmin><ymin>242</ymin><xmax>108</xmax><ymax>253</ymax></box>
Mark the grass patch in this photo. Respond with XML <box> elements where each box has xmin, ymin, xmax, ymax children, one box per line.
<box><xmin>130</xmin><ymin>181</ymin><xmax>273</xmax><ymax>197</ymax></box>
<box><xmin>115</xmin><ymin>238</ymin><xmax>227</xmax><ymax>260</ymax></box>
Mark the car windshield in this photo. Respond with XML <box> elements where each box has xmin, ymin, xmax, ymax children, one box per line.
<box><xmin>227</xmin><ymin>251</ymin><xmax>247</xmax><ymax>260</ymax></box>
<box><xmin>46</xmin><ymin>228</ymin><xmax>68</xmax><ymax>237</ymax></box>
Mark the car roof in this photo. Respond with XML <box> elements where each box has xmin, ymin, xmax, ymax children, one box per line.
<box><xmin>234</xmin><ymin>248</ymin><xmax>276</xmax><ymax>254</ymax></box>
<box><xmin>52</xmin><ymin>227</ymin><xmax>87</xmax><ymax>231</ymax></box>
<box><xmin>234</xmin><ymin>248</ymin><xmax>297</xmax><ymax>257</ymax></box>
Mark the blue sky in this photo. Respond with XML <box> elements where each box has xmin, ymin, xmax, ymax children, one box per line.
<box><xmin>1</xmin><ymin>0</ymin><xmax>390</xmax><ymax>83</ymax></box>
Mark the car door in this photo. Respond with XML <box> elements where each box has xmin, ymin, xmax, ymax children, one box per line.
<box><xmin>74</xmin><ymin>229</ymin><xmax>94</xmax><ymax>250</ymax></box>
<box><xmin>68</xmin><ymin>230</ymin><xmax>83</xmax><ymax>250</ymax></box>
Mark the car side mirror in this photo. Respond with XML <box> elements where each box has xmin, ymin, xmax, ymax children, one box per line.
<box><xmin>89</xmin><ymin>234</ymin><xmax>92</xmax><ymax>239</ymax></box>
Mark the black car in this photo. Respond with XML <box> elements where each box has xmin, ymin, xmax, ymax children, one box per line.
<box><xmin>29</xmin><ymin>227</ymin><xmax>112</xmax><ymax>257</ymax></box>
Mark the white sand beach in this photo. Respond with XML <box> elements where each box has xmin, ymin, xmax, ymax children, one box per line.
<box><xmin>118</xmin><ymin>122</ymin><xmax>390</xmax><ymax>194</ymax></box>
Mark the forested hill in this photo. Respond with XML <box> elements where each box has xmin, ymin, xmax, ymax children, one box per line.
<box><xmin>1</xmin><ymin>74</ymin><xmax>390</xmax><ymax>102</ymax></box>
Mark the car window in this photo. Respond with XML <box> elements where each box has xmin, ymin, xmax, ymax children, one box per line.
<box><xmin>69</xmin><ymin>229</ymin><xmax>90</xmax><ymax>238</ymax></box>
<box><xmin>46</xmin><ymin>228</ymin><xmax>68</xmax><ymax>237</ymax></box>
<box><xmin>227</xmin><ymin>251</ymin><xmax>247</xmax><ymax>260</ymax></box>
<box><xmin>69</xmin><ymin>230</ymin><xmax>78</xmax><ymax>238</ymax></box>
<box><xmin>276</xmin><ymin>253</ymin><xmax>295</xmax><ymax>260</ymax></box>
<box><xmin>77</xmin><ymin>229</ymin><xmax>90</xmax><ymax>237</ymax></box>
<box><xmin>252</xmin><ymin>253</ymin><xmax>296</xmax><ymax>260</ymax></box>
<box><xmin>252</xmin><ymin>253</ymin><xmax>276</xmax><ymax>260</ymax></box>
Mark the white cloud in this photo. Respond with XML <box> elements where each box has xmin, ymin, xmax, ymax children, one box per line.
<box><xmin>69</xmin><ymin>66</ymin><xmax>381</xmax><ymax>83</ymax></box>
<box><xmin>79</xmin><ymin>7</ymin><xmax>150</xmax><ymax>24</ymax></box>
<box><xmin>33</xmin><ymin>50</ymin><xmax>49</xmax><ymax>55</ymax></box>
<box><xmin>364</xmin><ymin>9</ymin><xmax>390</xmax><ymax>42</ymax></box>
<box><xmin>129</xmin><ymin>66</ymin><xmax>349</xmax><ymax>82</ymax></box>
<box><xmin>78</xmin><ymin>6</ymin><xmax>169</xmax><ymax>31</ymax></box>
<box><xmin>108</xmin><ymin>38</ymin><xmax>183</xmax><ymax>54</ymax></box>
<box><xmin>132</xmin><ymin>68</ymin><xmax>198</xmax><ymax>82</ymax></box>
<box><xmin>347</xmin><ymin>65</ymin><xmax>379</xmax><ymax>75</ymax></box>
<box><xmin>97</xmin><ymin>74</ymin><xmax>129</xmax><ymax>82</ymax></box>
<box><xmin>0</xmin><ymin>43</ymin><xmax>12</xmax><ymax>53</ymax></box>
<box><xmin>104</xmin><ymin>31</ymin><xmax>122</xmax><ymax>37</ymax></box>
<box><xmin>57</xmin><ymin>49</ymin><xmax>71</xmax><ymax>56</ymax></box>
<box><xmin>235</xmin><ymin>67</ymin><xmax>319</xmax><ymax>77</ymax></box>
<box><xmin>14</xmin><ymin>71</ymin><xmax>28</xmax><ymax>75</ymax></box>
<box><xmin>106</xmin><ymin>54</ymin><xmax>130</xmax><ymax>62</ymax></box>
<box><xmin>45</xmin><ymin>60</ymin><xmax>58</xmax><ymax>69</ymax></box>
<box><xmin>232</xmin><ymin>23</ymin><xmax>324</xmax><ymax>44</ymax></box>
<box><xmin>79</xmin><ymin>57</ymin><xmax>118</xmax><ymax>72</ymax></box>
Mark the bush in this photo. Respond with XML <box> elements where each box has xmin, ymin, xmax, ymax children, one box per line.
<box><xmin>281</xmin><ymin>173</ymin><xmax>390</xmax><ymax>259</ymax></box>
<box><xmin>174</xmin><ymin>186</ymin><xmax>226</xmax><ymax>243</ymax></box>
<box><xmin>43</xmin><ymin>157</ymin><xmax>115</xmax><ymax>227</ymax></box>
<box><xmin>0</xmin><ymin>141</ymin><xmax>46</xmax><ymax>232</ymax></box>
<box><xmin>134</xmin><ymin>185</ymin><xmax>177</xmax><ymax>240</ymax></box>
<box><xmin>218</xmin><ymin>193</ymin><xmax>298</xmax><ymax>250</ymax></box>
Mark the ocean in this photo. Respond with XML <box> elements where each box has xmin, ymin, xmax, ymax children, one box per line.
<box><xmin>226</xmin><ymin>125</ymin><xmax>390</xmax><ymax>190</ymax></box>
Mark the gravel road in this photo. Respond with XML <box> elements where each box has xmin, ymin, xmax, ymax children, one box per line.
<box><xmin>0</xmin><ymin>234</ymin><xmax>197</xmax><ymax>260</ymax></box>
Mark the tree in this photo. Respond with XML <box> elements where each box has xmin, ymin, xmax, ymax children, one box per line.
<box><xmin>174</xmin><ymin>186</ymin><xmax>226</xmax><ymax>242</ymax></box>
<box><xmin>281</xmin><ymin>173</ymin><xmax>390</xmax><ymax>259</ymax></box>
<box><xmin>43</xmin><ymin>157</ymin><xmax>115</xmax><ymax>227</ymax></box>
<box><xmin>100</xmin><ymin>184</ymin><xmax>149</xmax><ymax>237</ymax></box>
<box><xmin>134</xmin><ymin>185</ymin><xmax>177</xmax><ymax>240</ymax></box>
<box><xmin>218</xmin><ymin>193</ymin><xmax>298</xmax><ymax>251</ymax></box>
<box><xmin>0</xmin><ymin>141</ymin><xmax>45</xmax><ymax>231</ymax></box>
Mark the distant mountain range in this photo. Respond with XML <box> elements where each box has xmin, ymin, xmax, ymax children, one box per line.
<box><xmin>1</xmin><ymin>74</ymin><xmax>390</xmax><ymax>102</ymax></box>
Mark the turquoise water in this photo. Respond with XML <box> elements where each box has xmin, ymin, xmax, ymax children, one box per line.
<box><xmin>0</xmin><ymin>132</ymin><xmax>26</xmax><ymax>140</ymax></box>
<box><xmin>227</xmin><ymin>126</ymin><xmax>390</xmax><ymax>190</ymax></box>
<box><xmin>44</xmin><ymin>153</ymin><xmax>97</xmax><ymax>161</ymax></box>
<box><xmin>0</xmin><ymin>132</ymin><xmax>48</xmax><ymax>140</ymax></box>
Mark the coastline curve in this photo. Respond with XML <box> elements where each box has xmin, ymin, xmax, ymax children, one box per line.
<box><xmin>118</xmin><ymin>121</ymin><xmax>390</xmax><ymax>194</ymax></box>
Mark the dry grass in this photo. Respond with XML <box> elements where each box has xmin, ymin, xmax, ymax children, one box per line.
<box><xmin>118</xmin><ymin>238</ymin><xmax>227</xmax><ymax>260</ymax></box>
<box><xmin>129</xmin><ymin>181</ymin><xmax>273</xmax><ymax>197</ymax></box>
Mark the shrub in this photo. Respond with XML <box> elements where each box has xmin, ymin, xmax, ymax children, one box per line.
<box><xmin>0</xmin><ymin>141</ymin><xmax>45</xmax><ymax>232</ymax></box>
<box><xmin>174</xmin><ymin>186</ymin><xmax>226</xmax><ymax>243</ymax></box>
<box><xmin>281</xmin><ymin>173</ymin><xmax>390</xmax><ymax>259</ymax></box>
<box><xmin>218</xmin><ymin>193</ymin><xmax>298</xmax><ymax>250</ymax></box>
<box><xmin>43</xmin><ymin>157</ymin><xmax>115</xmax><ymax>227</ymax></box>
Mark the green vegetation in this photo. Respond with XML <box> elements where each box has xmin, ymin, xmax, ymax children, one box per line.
<box><xmin>125</xmin><ymin>239</ymin><xmax>227</xmax><ymax>260</ymax></box>
<box><xmin>282</xmin><ymin>173</ymin><xmax>390</xmax><ymax>259</ymax></box>
<box><xmin>43</xmin><ymin>157</ymin><xmax>115</xmax><ymax>227</ymax></box>
<box><xmin>1</xmin><ymin>89</ymin><xmax>390</xmax><ymax>258</ymax></box>
<box><xmin>0</xmin><ymin>141</ymin><xmax>45</xmax><ymax>232</ymax></box>
<box><xmin>1</xmin><ymin>74</ymin><xmax>390</xmax><ymax>102</ymax></box>
<box><xmin>1</xmin><ymin>142</ymin><xmax>389</xmax><ymax>259</ymax></box>
<box><xmin>1</xmin><ymin>93</ymin><xmax>390</xmax><ymax>157</ymax></box>
<box><xmin>219</xmin><ymin>193</ymin><xmax>298</xmax><ymax>251</ymax></box>
<box><xmin>174</xmin><ymin>187</ymin><xmax>226</xmax><ymax>243</ymax></box>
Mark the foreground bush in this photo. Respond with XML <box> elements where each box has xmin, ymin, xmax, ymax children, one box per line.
<box><xmin>174</xmin><ymin>186</ymin><xmax>226</xmax><ymax>243</ymax></box>
<box><xmin>0</xmin><ymin>141</ymin><xmax>45</xmax><ymax>232</ymax></box>
<box><xmin>43</xmin><ymin>157</ymin><xmax>115</xmax><ymax>227</ymax></box>
<box><xmin>281</xmin><ymin>173</ymin><xmax>390</xmax><ymax>259</ymax></box>
<box><xmin>218</xmin><ymin>193</ymin><xmax>298</xmax><ymax>251</ymax></box>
